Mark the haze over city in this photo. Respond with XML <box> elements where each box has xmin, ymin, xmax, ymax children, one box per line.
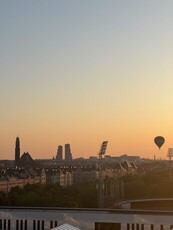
<box><xmin>1</xmin><ymin>1</ymin><xmax>173</xmax><ymax>160</ymax></box>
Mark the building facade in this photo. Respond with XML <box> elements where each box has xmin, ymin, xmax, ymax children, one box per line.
<box><xmin>0</xmin><ymin>207</ymin><xmax>172</xmax><ymax>230</ymax></box>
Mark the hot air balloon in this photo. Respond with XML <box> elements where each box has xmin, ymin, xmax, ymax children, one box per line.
<box><xmin>154</xmin><ymin>136</ymin><xmax>165</xmax><ymax>149</ymax></box>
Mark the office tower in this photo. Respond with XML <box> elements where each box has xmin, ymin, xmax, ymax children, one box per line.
<box><xmin>15</xmin><ymin>137</ymin><xmax>20</xmax><ymax>166</ymax></box>
<box><xmin>65</xmin><ymin>144</ymin><xmax>72</xmax><ymax>161</ymax></box>
<box><xmin>56</xmin><ymin>145</ymin><xmax>63</xmax><ymax>161</ymax></box>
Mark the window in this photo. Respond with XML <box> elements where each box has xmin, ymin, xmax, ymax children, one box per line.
<box><xmin>95</xmin><ymin>222</ymin><xmax>121</xmax><ymax>230</ymax></box>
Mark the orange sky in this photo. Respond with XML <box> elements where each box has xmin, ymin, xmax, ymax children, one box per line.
<box><xmin>1</xmin><ymin>1</ymin><xmax>173</xmax><ymax>160</ymax></box>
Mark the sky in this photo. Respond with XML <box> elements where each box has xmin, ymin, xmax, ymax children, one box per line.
<box><xmin>1</xmin><ymin>1</ymin><xmax>173</xmax><ymax>160</ymax></box>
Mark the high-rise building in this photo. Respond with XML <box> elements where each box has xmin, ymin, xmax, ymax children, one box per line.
<box><xmin>15</xmin><ymin>137</ymin><xmax>20</xmax><ymax>166</ymax></box>
<box><xmin>65</xmin><ymin>144</ymin><xmax>72</xmax><ymax>161</ymax></box>
<box><xmin>56</xmin><ymin>145</ymin><xmax>63</xmax><ymax>161</ymax></box>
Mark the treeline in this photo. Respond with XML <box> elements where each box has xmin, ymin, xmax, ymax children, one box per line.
<box><xmin>0</xmin><ymin>183</ymin><xmax>97</xmax><ymax>208</ymax></box>
<box><xmin>124</xmin><ymin>169</ymin><xmax>173</xmax><ymax>199</ymax></box>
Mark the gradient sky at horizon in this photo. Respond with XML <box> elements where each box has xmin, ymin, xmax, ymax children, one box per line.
<box><xmin>1</xmin><ymin>1</ymin><xmax>173</xmax><ymax>160</ymax></box>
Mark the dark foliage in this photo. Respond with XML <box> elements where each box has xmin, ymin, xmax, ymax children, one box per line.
<box><xmin>124</xmin><ymin>170</ymin><xmax>173</xmax><ymax>199</ymax></box>
<box><xmin>7</xmin><ymin>183</ymin><xmax>97</xmax><ymax>208</ymax></box>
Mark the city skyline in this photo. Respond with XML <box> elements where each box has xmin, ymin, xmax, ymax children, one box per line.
<box><xmin>1</xmin><ymin>1</ymin><xmax>173</xmax><ymax>160</ymax></box>
<box><xmin>0</xmin><ymin>136</ymin><xmax>167</xmax><ymax>161</ymax></box>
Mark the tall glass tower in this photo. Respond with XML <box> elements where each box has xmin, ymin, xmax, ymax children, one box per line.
<box><xmin>56</xmin><ymin>145</ymin><xmax>63</xmax><ymax>161</ymax></box>
<box><xmin>65</xmin><ymin>144</ymin><xmax>72</xmax><ymax>161</ymax></box>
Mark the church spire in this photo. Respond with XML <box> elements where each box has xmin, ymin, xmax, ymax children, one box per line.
<box><xmin>15</xmin><ymin>137</ymin><xmax>20</xmax><ymax>167</ymax></box>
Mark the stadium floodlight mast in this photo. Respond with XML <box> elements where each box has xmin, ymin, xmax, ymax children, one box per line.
<box><xmin>167</xmin><ymin>148</ymin><xmax>173</xmax><ymax>180</ymax></box>
<box><xmin>98</xmin><ymin>141</ymin><xmax>108</xmax><ymax>208</ymax></box>
<box><xmin>99</xmin><ymin>141</ymin><xmax>108</xmax><ymax>157</ymax></box>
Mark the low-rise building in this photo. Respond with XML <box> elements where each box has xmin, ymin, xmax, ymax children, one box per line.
<box><xmin>0</xmin><ymin>168</ymin><xmax>46</xmax><ymax>192</ymax></box>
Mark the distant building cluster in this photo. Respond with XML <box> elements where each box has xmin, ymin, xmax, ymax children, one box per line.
<box><xmin>0</xmin><ymin>137</ymin><xmax>138</xmax><ymax>196</ymax></box>
<box><xmin>0</xmin><ymin>160</ymin><xmax>138</xmax><ymax>193</ymax></box>
<box><xmin>0</xmin><ymin>137</ymin><xmax>142</xmax><ymax>197</ymax></box>
<box><xmin>0</xmin><ymin>168</ymin><xmax>46</xmax><ymax>192</ymax></box>
<box><xmin>6</xmin><ymin>134</ymin><xmax>170</xmax><ymax>206</ymax></box>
